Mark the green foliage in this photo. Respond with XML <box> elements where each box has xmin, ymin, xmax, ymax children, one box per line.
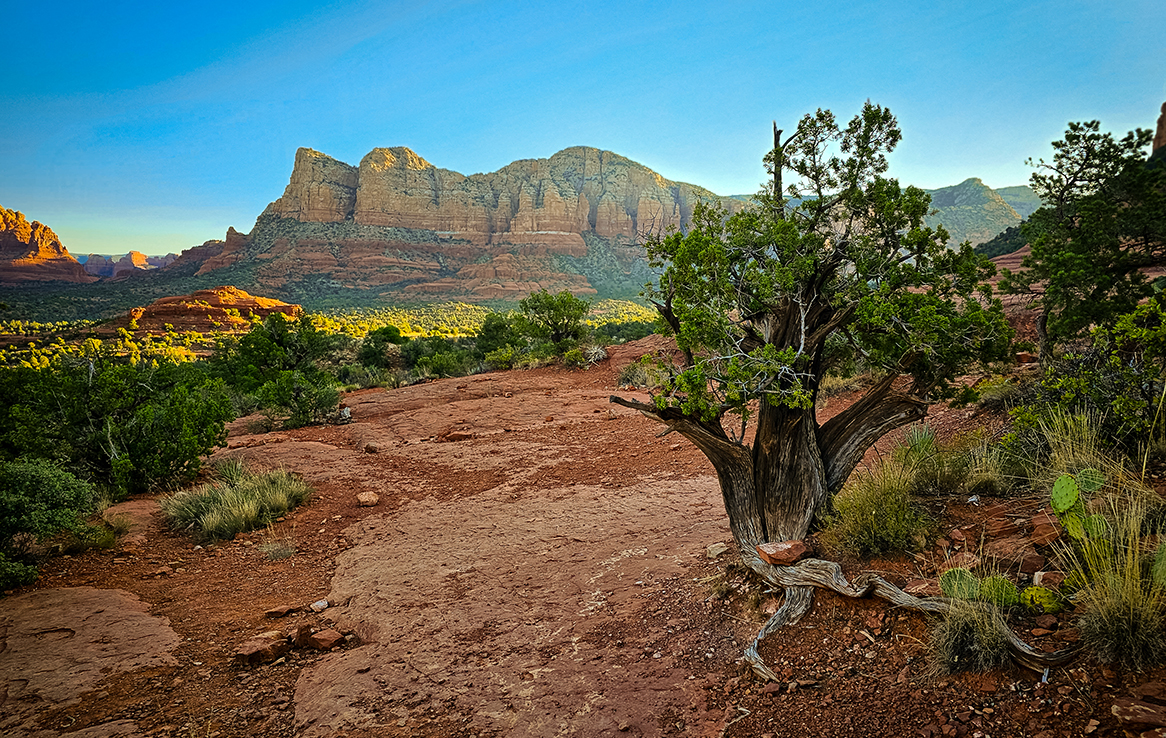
<box><xmin>939</xmin><ymin>567</ymin><xmax>980</xmax><ymax>600</ymax></box>
<box><xmin>0</xmin><ymin>459</ymin><xmax>95</xmax><ymax>589</ymax></box>
<box><xmin>974</xmin><ymin>224</ymin><xmax>1027</xmax><ymax>259</ymax></box>
<box><xmin>357</xmin><ymin>325</ymin><xmax>406</xmax><ymax>369</ymax></box>
<box><xmin>257</xmin><ymin>370</ymin><xmax>342</xmax><ymax>429</ymax></box>
<box><xmin>826</xmin><ymin>462</ymin><xmax>929</xmax><ymax>557</ymax></box>
<box><xmin>928</xmin><ymin>599</ymin><xmax>1012</xmax><ymax>674</ymax></box>
<box><xmin>893</xmin><ymin>425</ymin><xmax>973</xmax><ymax>496</ymax></box>
<box><xmin>516</xmin><ymin>289</ymin><xmax>592</xmax><ymax>350</ymax></box>
<box><xmin>1000</xmin><ymin>120</ymin><xmax>1165</xmax><ymax>355</ymax></box>
<box><xmin>209</xmin><ymin>312</ymin><xmax>332</xmax><ymax>393</ymax></box>
<box><xmin>0</xmin><ymin>357</ymin><xmax>234</xmax><ymax>495</ymax></box>
<box><xmin>644</xmin><ymin>103</ymin><xmax>1011</xmax><ymax>440</ymax></box>
<box><xmin>0</xmin><ymin>459</ymin><xmax>94</xmax><ymax>552</ymax></box>
<box><xmin>160</xmin><ymin>464</ymin><xmax>312</xmax><ymax>541</ymax></box>
<box><xmin>1020</xmin><ymin>585</ymin><xmax>1064</xmax><ymax>614</ymax></box>
<box><xmin>978</xmin><ymin>575</ymin><xmax>1020</xmax><ymax>608</ymax></box>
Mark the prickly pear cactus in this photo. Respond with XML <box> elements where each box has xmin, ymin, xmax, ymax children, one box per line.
<box><xmin>1021</xmin><ymin>585</ymin><xmax>1063</xmax><ymax>614</ymax></box>
<box><xmin>978</xmin><ymin>575</ymin><xmax>1019</xmax><ymax>608</ymax></box>
<box><xmin>940</xmin><ymin>567</ymin><xmax>980</xmax><ymax>600</ymax></box>
<box><xmin>1059</xmin><ymin>511</ymin><xmax>1086</xmax><ymax>540</ymax></box>
<box><xmin>1076</xmin><ymin>467</ymin><xmax>1105</xmax><ymax>494</ymax></box>
<box><xmin>1083</xmin><ymin>514</ymin><xmax>1108</xmax><ymax>539</ymax></box>
<box><xmin>1050</xmin><ymin>474</ymin><xmax>1080</xmax><ymax>515</ymax></box>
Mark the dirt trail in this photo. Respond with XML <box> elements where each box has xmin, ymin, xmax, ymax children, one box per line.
<box><xmin>0</xmin><ymin>338</ymin><xmax>1155</xmax><ymax>737</ymax></box>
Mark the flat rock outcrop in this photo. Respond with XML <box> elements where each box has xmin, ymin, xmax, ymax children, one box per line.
<box><xmin>0</xmin><ymin>205</ymin><xmax>96</xmax><ymax>284</ymax></box>
<box><xmin>0</xmin><ymin>587</ymin><xmax>180</xmax><ymax>737</ymax></box>
<box><xmin>97</xmin><ymin>286</ymin><xmax>302</xmax><ymax>336</ymax></box>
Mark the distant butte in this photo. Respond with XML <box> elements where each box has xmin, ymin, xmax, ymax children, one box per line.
<box><xmin>0</xmin><ymin>204</ymin><xmax>96</xmax><ymax>284</ymax></box>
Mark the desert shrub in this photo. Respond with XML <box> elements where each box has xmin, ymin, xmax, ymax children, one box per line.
<box><xmin>0</xmin><ymin>358</ymin><xmax>234</xmax><ymax>496</ymax></box>
<box><xmin>594</xmin><ymin>319</ymin><xmax>656</xmax><ymax>344</ymax></box>
<box><xmin>474</xmin><ymin>312</ymin><xmax>523</xmax><ymax>356</ymax></box>
<box><xmin>975</xmin><ymin>375</ymin><xmax>1022</xmax><ymax>411</ymax></box>
<box><xmin>336</xmin><ymin>363</ymin><xmax>389</xmax><ymax>389</ymax></box>
<box><xmin>562</xmin><ymin>348</ymin><xmax>587</xmax><ymax>369</ymax></box>
<box><xmin>1052</xmin><ymin>476</ymin><xmax>1166</xmax><ymax>670</ymax></box>
<box><xmin>160</xmin><ymin>466</ymin><xmax>311</xmax><ymax>541</ymax></box>
<box><xmin>894</xmin><ymin>425</ymin><xmax>972</xmax><ymax>496</ymax></box>
<box><xmin>617</xmin><ymin>357</ymin><xmax>667</xmax><ymax>389</ymax></box>
<box><xmin>0</xmin><ymin>459</ymin><xmax>94</xmax><ymax>552</ymax></box>
<box><xmin>357</xmin><ymin>325</ymin><xmax>407</xmax><ymax>369</ymax></box>
<box><xmin>484</xmin><ymin>345</ymin><xmax>519</xmax><ymax>370</ymax></box>
<box><xmin>928</xmin><ymin>600</ymin><xmax>1012</xmax><ymax>674</ymax></box>
<box><xmin>209</xmin><ymin>312</ymin><xmax>332</xmax><ymax>393</ymax></box>
<box><xmin>515</xmin><ymin>289</ymin><xmax>591</xmax><ymax>350</ymax></box>
<box><xmin>0</xmin><ymin>459</ymin><xmax>95</xmax><ymax>588</ymax></box>
<box><xmin>257</xmin><ymin>371</ymin><xmax>341</xmax><ymax>429</ymax></box>
<box><xmin>826</xmin><ymin>462</ymin><xmax>928</xmax><ymax>557</ymax></box>
<box><xmin>401</xmin><ymin>335</ymin><xmax>476</xmax><ymax>378</ymax></box>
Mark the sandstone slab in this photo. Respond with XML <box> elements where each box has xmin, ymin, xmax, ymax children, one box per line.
<box><xmin>0</xmin><ymin>587</ymin><xmax>179</xmax><ymax>736</ymax></box>
<box><xmin>756</xmin><ymin>540</ymin><xmax>809</xmax><ymax>566</ymax></box>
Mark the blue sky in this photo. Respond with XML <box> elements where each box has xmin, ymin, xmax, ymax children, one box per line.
<box><xmin>1</xmin><ymin>0</ymin><xmax>1162</xmax><ymax>256</ymax></box>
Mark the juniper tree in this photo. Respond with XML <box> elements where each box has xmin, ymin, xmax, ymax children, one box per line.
<box><xmin>611</xmin><ymin>103</ymin><xmax>1071</xmax><ymax>677</ymax></box>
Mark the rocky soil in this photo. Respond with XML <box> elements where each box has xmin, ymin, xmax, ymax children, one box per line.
<box><xmin>2</xmin><ymin>340</ymin><xmax>1165</xmax><ymax>737</ymax></box>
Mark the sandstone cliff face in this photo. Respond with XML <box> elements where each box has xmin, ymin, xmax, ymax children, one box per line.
<box><xmin>0</xmin><ymin>205</ymin><xmax>97</xmax><ymax>283</ymax></box>
<box><xmin>188</xmin><ymin>145</ymin><xmax>743</xmax><ymax>301</ymax></box>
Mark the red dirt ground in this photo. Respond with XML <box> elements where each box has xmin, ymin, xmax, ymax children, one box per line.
<box><xmin>2</xmin><ymin>337</ymin><xmax>1163</xmax><ymax>738</ymax></box>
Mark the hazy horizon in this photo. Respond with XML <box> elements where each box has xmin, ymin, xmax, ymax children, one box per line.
<box><xmin>3</xmin><ymin>0</ymin><xmax>1163</xmax><ymax>257</ymax></box>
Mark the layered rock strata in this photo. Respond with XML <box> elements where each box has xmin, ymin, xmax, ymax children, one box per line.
<box><xmin>172</xmin><ymin>145</ymin><xmax>743</xmax><ymax>300</ymax></box>
<box><xmin>97</xmin><ymin>286</ymin><xmax>302</xmax><ymax>336</ymax></box>
<box><xmin>0</xmin><ymin>205</ymin><xmax>96</xmax><ymax>283</ymax></box>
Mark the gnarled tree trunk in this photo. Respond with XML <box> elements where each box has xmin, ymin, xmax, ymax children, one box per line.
<box><xmin>610</xmin><ymin>380</ymin><xmax>1078</xmax><ymax>679</ymax></box>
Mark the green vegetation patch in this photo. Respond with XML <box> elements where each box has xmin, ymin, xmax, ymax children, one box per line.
<box><xmin>160</xmin><ymin>464</ymin><xmax>312</xmax><ymax>541</ymax></box>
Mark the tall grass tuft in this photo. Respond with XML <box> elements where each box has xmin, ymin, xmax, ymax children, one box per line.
<box><xmin>1060</xmin><ymin>488</ymin><xmax>1166</xmax><ymax>670</ymax></box>
<box><xmin>826</xmin><ymin>462</ymin><xmax>929</xmax><ymax>557</ymax></box>
<box><xmin>928</xmin><ymin>599</ymin><xmax>1013</xmax><ymax>675</ymax></box>
<box><xmin>160</xmin><ymin>465</ymin><xmax>311</xmax><ymax>541</ymax></box>
<box><xmin>894</xmin><ymin>425</ymin><xmax>973</xmax><ymax>496</ymax></box>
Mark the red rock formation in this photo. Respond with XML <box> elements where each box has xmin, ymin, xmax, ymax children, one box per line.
<box><xmin>175</xmin><ymin>145</ymin><xmax>743</xmax><ymax>301</ymax></box>
<box><xmin>1156</xmin><ymin>102</ymin><xmax>1166</xmax><ymax>155</ymax></box>
<box><xmin>97</xmin><ymin>286</ymin><xmax>302</xmax><ymax>336</ymax></box>
<box><xmin>0</xmin><ymin>205</ymin><xmax>97</xmax><ymax>283</ymax></box>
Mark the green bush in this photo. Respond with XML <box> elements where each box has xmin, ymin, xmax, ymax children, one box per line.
<box><xmin>826</xmin><ymin>462</ymin><xmax>928</xmax><ymax>556</ymax></box>
<box><xmin>515</xmin><ymin>289</ymin><xmax>591</xmax><ymax>350</ymax></box>
<box><xmin>257</xmin><ymin>371</ymin><xmax>341</xmax><ymax>429</ymax></box>
<box><xmin>0</xmin><ymin>459</ymin><xmax>95</xmax><ymax>588</ymax></box>
<box><xmin>357</xmin><ymin>325</ymin><xmax>406</xmax><ymax>369</ymax></box>
<box><xmin>160</xmin><ymin>465</ymin><xmax>312</xmax><ymax>541</ymax></box>
<box><xmin>894</xmin><ymin>425</ymin><xmax>972</xmax><ymax>496</ymax></box>
<box><xmin>0</xmin><ymin>358</ymin><xmax>234</xmax><ymax>496</ymax></box>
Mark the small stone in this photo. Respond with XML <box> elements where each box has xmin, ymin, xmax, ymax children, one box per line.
<box><xmin>356</xmin><ymin>491</ymin><xmax>380</xmax><ymax>507</ymax></box>
<box><xmin>308</xmin><ymin>628</ymin><xmax>345</xmax><ymax>650</ymax></box>
<box><xmin>1034</xmin><ymin>614</ymin><xmax>1058</xmax><ymax>629</ymax></box>
<box><xmin>363</xmin><ymin>443</ymin><xmax>379</xmax><ymax>454</ymax></box>
<box><xmin>309</xmin><ymin>599</ymin><xmax>330</xmax><ymax>612</ymax></box>
<box><xmin>1112</xmin><ymin>698</ymin><xmax>1166</xmax><ymax>727</ymax></box>
<box><xmin>265</xmin><ymin>605</ymin><xmax>297</xmax><ymax>619</ymax></box>
<box><xmin>1031</xmin><ymin>628</ymin><xmax>1054</xmax><ymax>637</ymax></box>
<box><xmin>706</xmin><ymin>542</ymin><xmax>730</xmax><ymax>559</ymax></box>
<box><xmin>235</xmin><ymin>635</ymin><xmax>290</xmax><ymax>665</ymax></box>
<box><xmin>756</xmin><ymin>540</ymin><xmax>809</xmax><ymax>566</ymax></box>
<box><xmin>544</xmin><ymin>415</ymin><xmax>554</xmax><ymax>422</ymax></box>
<box><xmin>292</xmin><ymin>624</ymin><xmax>314</xmax><ymax>648</ymax></box>
<box><xmin>1033</xmin><ymin>570</ymin><xmax>1064</xmax><ymax>590</ymax></box>
<box><xmin>949</xmin><ymin>528</ymin><xmax>966</xmax><ymax>542</ymax></box>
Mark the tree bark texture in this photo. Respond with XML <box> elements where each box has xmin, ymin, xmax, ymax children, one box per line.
<box><xmin>610</xmin><ymin>392</ymin><xmax>1081</xmax><ymax>679</ymax></box>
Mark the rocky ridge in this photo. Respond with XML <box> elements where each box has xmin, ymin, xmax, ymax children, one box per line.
<box><xmin>174</xmin><ymin>146</ymin><xmax>745</xmax><ymax>301</ymax></box>
<box><xmin>95</xmin><ymin>286</ymin><xmax>302</xmax><ymax>337</ymax></box>
<box><xmin>0</xmin><ymin>205</ymin><xmax>96</xmax><ymax>284</ymax></box>
<box><xmin>923</xmin><ymin>178</ymin><xmax>1025</xmax><ymax>246</ymax></box>
<box><xmin>82</xmin><ymin>251</ymin><xmax>179</xmax><ymax>278</ymax></box>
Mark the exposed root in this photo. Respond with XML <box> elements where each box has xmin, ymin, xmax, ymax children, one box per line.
<box><xmin>739</xmin><ymin>555</ymin><xmax>1079</xmax><ymax>680</ymax></box>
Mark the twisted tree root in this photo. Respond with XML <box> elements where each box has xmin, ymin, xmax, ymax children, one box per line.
<box><xmin>738</xmin><ymin>556</ymin><xmax>1079</xmax><ymax>681</ymax></box>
